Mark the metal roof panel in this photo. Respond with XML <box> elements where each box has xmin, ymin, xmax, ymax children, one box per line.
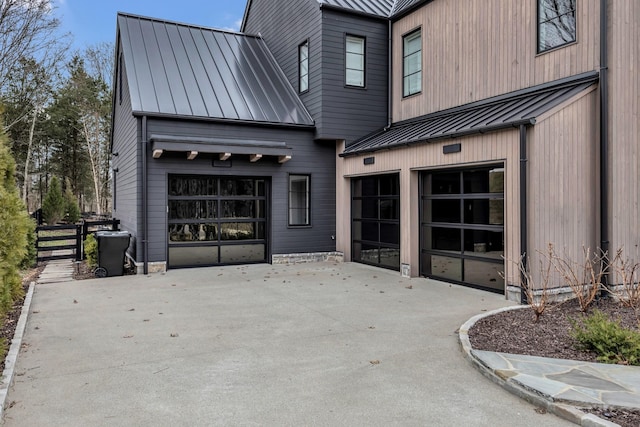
<box><xmin>117</xmin><ymin>13</ymin><xmax>314</xmax><ymax>126</ymax></box>
<box><xmin>342</xmin><ymin>72</ymin><xmax>599</xmax><ymax>156</ymax></box>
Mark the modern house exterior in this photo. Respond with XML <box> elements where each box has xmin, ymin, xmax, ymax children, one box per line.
<box><xmin>111</xmin><ymin>13</ymin><xmax>338</xmax><ymax>274</ymax></box>
<box><xmin>111</xmin><ymin>1</ymin><xmax>639</xmax><ymax>301</ymax></box>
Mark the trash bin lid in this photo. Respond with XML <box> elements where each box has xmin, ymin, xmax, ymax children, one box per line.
<box><xmin>95</xmin><ymin>231</ymin><xmax>131</xmax><ymax>237</ymax></box>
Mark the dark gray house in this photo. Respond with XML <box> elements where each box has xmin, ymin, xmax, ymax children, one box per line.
<box><xmin>242</xmin><ymin>0</ymin><xmax>392</xmax><ymax>145</ymax></box>
<box><xmin>111</xmin><ymin>13</ymin><xmax>338</xmax><ymax>273</ymax></box>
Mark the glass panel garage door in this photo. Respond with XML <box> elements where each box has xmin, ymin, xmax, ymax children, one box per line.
<box><xmin>352</xmin><ymin>174</ymin><xmax>400</xmax><ymax>270</ymax></box>
<box><xmin>168</xmin><ymin>175</ymin><xmax>268</xmax><ymax>268</ymax></box>
<box><xmin>420</xmin><ymin>167</ymin><xmax>505</xmax><ymax>292</ymax></box>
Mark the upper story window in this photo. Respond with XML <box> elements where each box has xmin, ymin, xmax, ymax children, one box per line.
<box><xmin>345</xmin><ymin>35</ymin><xmax>365</xmax><ymax>87</ymax></box>
<box><xmin>403</xmin><ymin>29</ymin><xmax>422</xmax><ymax>97</ymax></box>
<box><xmin>299</xmin><ymin>40</ymin><xmax>309</xmax><ymax>93</ymax></box>
<box><xmin>537</xmin><ymin>0</ymin><xmax>576</xmax><ymax>53</ymax></box>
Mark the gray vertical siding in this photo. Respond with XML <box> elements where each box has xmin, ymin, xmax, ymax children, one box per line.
<box><xmin>144</xmin><ymin>118</ymin><xmax>336</xmax><ymax>263</ymax></box>
<box><xmin>111</xmin><ymin>44</ymin><xmax>141</xmax><ymax>259</ymax></box>
<box><xmin>320</xmin><ymin>9</ymin><xmax>389</xmax><ymax>144</ymax></box>
<box><xmin>243</xmin><ymin>0</ymin><xmax>324</xmax><ymax>134</ymax></box>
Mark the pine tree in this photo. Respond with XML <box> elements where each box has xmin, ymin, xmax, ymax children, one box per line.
<box><xmin>64</xmin><ymin>177</ymin><xmax>80</xmax><ymax>223</ymax></box>
<box><xmin>42</xmin><ymin>175</ymin><xmax>64</xmax><ymax>224</ymax></box>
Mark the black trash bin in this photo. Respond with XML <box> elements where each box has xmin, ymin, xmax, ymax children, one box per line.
<box><xmin>95</xmin><ymin>231</ymin><xmax>130</xmax><ymax>277</ymax></box>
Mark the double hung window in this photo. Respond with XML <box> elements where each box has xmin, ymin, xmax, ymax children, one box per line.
<box><xmin>402</xmin><ymin>29</ymin><xmax>422</xmax><ymax>97</ymax></box>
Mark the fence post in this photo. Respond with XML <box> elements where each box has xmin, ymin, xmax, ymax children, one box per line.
<box><xmin>76</xmin><ymin>225</ymin><xmax>83</xmax><ymax>261</ymax></box>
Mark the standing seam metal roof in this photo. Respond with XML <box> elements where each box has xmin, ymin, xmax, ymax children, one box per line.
<box><xmin>341</xmin><ymin>72</ymin><xmax>599</xmax><ymax>156</ymax></box>
<box><xmin>317</xmin><ymin>0</ymin><xmax>427</xmax><ymax>17</ymax></box>
<box><xmin>117</xmin><ymin>13</ymin><xmax>314</xmax><ymax>126</ymax></box>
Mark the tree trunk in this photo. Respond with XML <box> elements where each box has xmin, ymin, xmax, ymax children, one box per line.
<box><xmin>22</xmin><ymin>108</ymin><xmax>37</xmax><ymax>209</ymax></box>
<box><xmin>82</xmin><ymin>115</ymin><xmax>102</xmax><ymax>216</ymax></box>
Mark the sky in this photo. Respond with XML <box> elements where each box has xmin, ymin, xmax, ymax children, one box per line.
<box><xmin>53</xmin><ymin>0</ymin><xmax>248</xmax><ymax>51</ymax></box>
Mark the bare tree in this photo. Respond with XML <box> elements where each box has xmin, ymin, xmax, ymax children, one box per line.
<box><xmin>0</xmin><ymin>0</ymin><xmax>68</xmax><ymax>90</ymax></box>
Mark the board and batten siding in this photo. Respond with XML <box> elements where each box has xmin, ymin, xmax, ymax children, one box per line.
<box><xmin>144</xmin><ymin>118</ymin><xmax>336</xmax><ymax>264</ymax></box>
<box><xmin>243</xmin><ymin>0</ymin><xmax>324</xmax><ymax>130</ymax></box>
<box><xmin>392</xmin><ymin>0</ymin><xmax>602</xmax><ymax>122</ymax></box>
<box><xmin>527</xmin><ymin>88</ymin><xmax>599</xmax><ymax>287</ymax></box>
<box><xmin>318</xmin><ymin>9</ymin><xmax>389</xmax><ymax>144</ymax></box>
<box><xmin>608</xmin><ymin>0</ymin><xmax>640</xmax><ymax>265</ymax></box>
<box><xmin>336</xmin><ymin>129</ymin><xmax>521</xmax><ymax>286</ymax></box>
<box><xmin>111</xmin><ymin>45</ymin><xmax>141</xmax><ymax>259</ymax></box>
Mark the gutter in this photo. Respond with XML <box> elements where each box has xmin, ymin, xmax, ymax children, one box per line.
<box><xmin>519</xmin><ymin>124</ymin><xmax>528</xmax><ymax>304</ymax></box>
<box><xmin>385</xmin><ymin>18</ymin><xmax>392</xmax><ymax>130</ymax></box>
<box><xmin>142</xmin><ymin>116</ymin><xmax>149</xmax><ymax>275</ymax></box>
<box><xmin>599</xmin><ymin>0</ymin><xmax>610</xmax><ymax>288</ymax></box>
<box><xmin>131</xmin><ymin>111</ymin><xmax>315</xmax><ymax>130</ymax></box>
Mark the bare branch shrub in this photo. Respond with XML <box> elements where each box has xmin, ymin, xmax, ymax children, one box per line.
<box><xmin>503</xmin><ymin>243</ymin><xmax>555</xmax><ymax>322</ymax></box>
<box><xmin>608</xmin><ymin>248</ymin><xmax>640</xmax><ymax>319</ymax></box>
<box><xmin>552</xmin><ymin>246</ymin><xmax>607</xmax><ymax>312</ymax></box>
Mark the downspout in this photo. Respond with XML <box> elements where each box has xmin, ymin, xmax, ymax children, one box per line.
<box><xmin>519</xmin><ymin>124</ymin><xmax>528</xmax><ymax>304</ymax></box>
<box><xmin>599</xmin><ymin>0</ymin><xmax>610</xmax><ymax>289</ymax></box>
<box><xmin>142</xmin><ymin>116</ymin><xmax>149</xmax><ymax>275</ymax></box>
<box><xmin>385</xmin><ymin>18</ymin><xmax>392</xmax><ymax>130</ymax></box>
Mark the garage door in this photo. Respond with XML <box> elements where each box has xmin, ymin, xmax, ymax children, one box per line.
<box><xmin>168</xmin><ymin>175</ymin><xmax>268</xmax><ymax>268</ymax></box>
<box><xmin>351</xmin><ymin>174</ymin><xmax>400</xmax><ymax>270</ymax></box>
<box><xmin>420</xmin><ymin>167</ymin><xmax>504</xmax><ymax>292</ymax></box>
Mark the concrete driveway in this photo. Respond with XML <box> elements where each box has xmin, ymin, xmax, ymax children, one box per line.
<box><xmin>3</xmin><ymin>262</ymin><xmax>572</xmax><ymax>426</ymax></box>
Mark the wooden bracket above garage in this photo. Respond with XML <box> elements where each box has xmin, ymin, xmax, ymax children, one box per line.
<box><xmin>250</xmin><ymin>154</ymin><xmax>262</xmax><ymax>162</ymax></box>
<box><xmin>187</xmin><ymin>151</ymin><xmax>198</xmax><ymax>160</ymax></box>
<box><xmin>152</xmin><ymin>149</ymin><xmax>163</xmax><ymax>159</ymax></box>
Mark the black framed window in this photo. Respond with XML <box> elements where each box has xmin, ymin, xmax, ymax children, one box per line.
<box><xmin>537</xmin><ymin>0</ymin><xmax>576</xmax><ymax>53</ymax></box>
<box><xmin>345</xmin><ymin>35</ymin><xmax>365</xmax><ymax>87</ymax></box>
<box><xmin>298</xmin><ymin>40</ymin><xmax>309</xmax><ymax>93</ymax></box>
<box><xmin>402</xmin><ymin>29</ymin><xmax>421</xmax><ymax>97</ymax></box>
<box><xmin>352</xmin><ymin>174</ymin><xmax>400</xmax><ymax>271</ymax></box>
<box><xmin>289</xmin><ymin>174</ymin><xmax>310</xmax><ymax>226</ymax></box>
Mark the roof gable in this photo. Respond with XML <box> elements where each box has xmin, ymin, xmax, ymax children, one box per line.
<box><xmin>116</xmin><ymin>13</ymin><xmax>313</xmax><ymax>126</ymax></box>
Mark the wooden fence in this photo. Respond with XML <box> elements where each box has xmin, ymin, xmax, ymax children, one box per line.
<box><xmin>36</xmin><ymin>219</ymin><xmax>121</xmax><ymax>263</ymax></box>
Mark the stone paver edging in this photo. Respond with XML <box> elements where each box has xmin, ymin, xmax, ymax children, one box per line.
<box><xmin>0</xmin><ymin>281</ymin><xmax>35</xmax><ymax>420</ymax></box>
<box><xmin>458</xmin><ymin>305</ymin><xmax>622</xmax><ymax>427</ymax></box>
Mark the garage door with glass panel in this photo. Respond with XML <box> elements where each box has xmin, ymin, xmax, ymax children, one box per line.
<box><xmin>420</xmin><ymin>166</ymin><xmax>504</xmax><ymax>292</ymax></box>
<box><xmin>168</xmin><ymin>175</ymin><xmax>268</xmax><ymax>268</ymax></box>
<box><xmin>352</xmin><ymin>174</ymin><xmax>400</xmax><ymax>270</ymax></box>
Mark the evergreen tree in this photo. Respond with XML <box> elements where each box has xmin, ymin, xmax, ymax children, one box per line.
<box><xmin>42</xmin><ymin>175</ymin><xmax>64</xmax><ymax>224</ymax></box>
<box><xmin>64</xmin><ymin>177</ymin><xmax>80</xmax><ymax>223</ymax></box>
<box><xmin>0</xmin><ymin>113</ymin><xmax>32</xmax><ymax>312</ymax></box>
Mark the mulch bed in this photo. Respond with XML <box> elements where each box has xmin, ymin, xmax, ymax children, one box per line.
<box><xmin>469</xmin><ymin>297</ymin><xmax>640</xmax><ymax>426</ymax></box>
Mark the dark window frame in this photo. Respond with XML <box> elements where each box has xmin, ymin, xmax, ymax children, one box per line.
<box><xmin>345</xmin><ymin>33</ymin><xmax>366</xmax><ymax>88</ymax></box>
<box><xmin>288</xmin><ymin>173</ymin><xmax>311</xmax><ymax>227</ymax></box>
<box><xmin>402</xmin><ymin>28</ymin><xmax>422</xmax><ymax>98</ymax></box>
<box><xmin>298</xmin><ymin>39</ymin><xmax>309</xmax><ymax>94</ymax></box>
<box><xmin>118</xmin><ymin>52</ymin><xmax>123</xmax><ymax>105</ymax></box>
<box><xmin>537</xmin><ymin>0</ymin><xmax>577</xmax><ymax>53</ymax></box>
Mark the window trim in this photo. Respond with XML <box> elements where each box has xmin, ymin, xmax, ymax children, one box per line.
<box><xmin>345</xmin><ymin>34</ymin><xmax>366</xmax><ymax>88</ymax></box>
<box><xmin>536</xmin><ymin>0</ymin><xmax>577</xmax><ymax>54</ymax></box>
<box><xmin>118</xmin><ymin>52</ymin><xmax>123</xmax><ymax>105</ymax></box>
<box><xmin>402</xmin><ymin>28</ymin><xmax>422</xmax><ymax>98</ymax></box>
<box><xmin>298</xmin><ymin>40</ymin><xmax>309</xmax><ymax>94</ymax></box>
<box><xmin>288</xmin><ymin>174</ymin><xmax>311</xmax><ymax>227</ymax></box>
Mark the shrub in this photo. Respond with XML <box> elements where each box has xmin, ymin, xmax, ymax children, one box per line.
<box><xmin>42</xmin><ymin>176</ymin><xmax>65</xmax><ymax>224</ymax></box>
<box><xmin>20</xmin><ymin>219</ymin><xmax>37</xmax><ymax>269</ymax></box>
<box><xmin>84</xmin><ymin>233</ymin><xmax>98</xmax><ymax>268</ymax></box>
<box><xmin>0</xmin><ymin>121</ymin><xmax>31</xmax><ymax>313</ymax></box>
<box><xmin>571</xmin><ymin>309</ymin><xmax>640</xmax><ymax>365</ymax></box>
